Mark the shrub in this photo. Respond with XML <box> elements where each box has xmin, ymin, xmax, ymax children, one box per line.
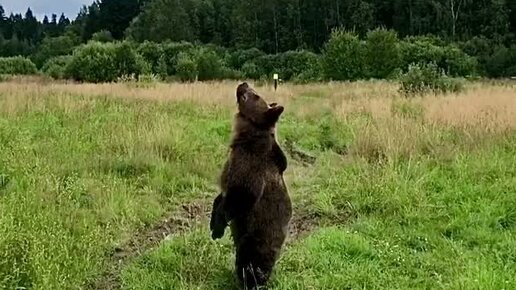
<box><xmin>253</xmin><ymin>54</ymin><xmax>279</xmax><ymax>79</ymax></box>
<box><xmin>161</xmin><ymin>41</ymin><xmax>195</xmax><ymax>75</ymax></box>
<box><xmin>221</xmin><ymin>67</ymin><xmax>242</xmax><ymax>80</ymax></box>
<box><xmin>241</xmin><ymin>61</ymin><xmax>261</xmax><ymax>79</ymax></box>
<box><xmin>322</xmin><ymin>30</ymin><xmax>367</xmax><ymax>81</ymax></box>
<box><xmin>66</xmin><ymin>42</ymin><xmax>118</xmax><ymax>82</ymax></box>
<box><xmin>227</xmin><ymin>48</ymin><xmax>265</xmax><ymax>70</ymax></box>
<box><xmin>244</xmin><ymin>50</ymin><xmax>322</xmax><ymax>81</ymax></box>
<box><xmin>195</xmin><ymin>48</ymin><xmax>225</xmax><ymax>81</ymax></box>
<box><xmin>67</xmin><ymin>41</ymin><xmax>150</xmax><ymax>83</ymax></box>
<box><xmin>0</xmin><ymin>56</ymin><xmax>38</xmax><ymax>75</ymax></box>
<box><xmin>279</xmin><ymin>50</ymin><xmax>321</xmax><ymax>81</ymax></box>
<box><xmin>113</xmin><ymin>42</ymin><xmax>150</xmax><ymax>79</ymax></box>
<box><xmin>117</xmin><ymin>73</ymin><xmax>161</xmax><ymax>88</ymax></box>
<box><xmin>42</xmin><ymin>56</ymin><xmax>72</xmax><ymax>79</ymax></box>
<box><xmin>32</xmin><ymin>34</ymin><xmax>79</xmax><ymax>68</ymax></box>
<box><xmin>399</xmin><ymin>62</ymin><xmax>464</xmax><ymax>96</ymax></box>
<box><xmin>176</xmin><ymin>52</ymin><xmax>197</xmax><ymax>82</ymax></box>
<box><xmin>400</xmin><ymin>39</ymin><xmax>445</xmax><ymax>70</ymax></box>
<box><xmin>137</xmin><ymin>41</ymin><xmax>167</xmax><ymax>77</ymax></box>
<box><xmin>91</xmin><ymin>30</ymin><xmax>114</xmax><ymax>43</ymax></box>
<box><xmin>365</xmin><ymin>28</ymin><xmax>401</xmax><ymax>79</ymax></box>
<box><xmin>400</xmin><ymin>38</ymin><xmax>477</xmax><ymax>77</ymax></box>
<box><xmin>441</xmin><ymin>45</ymin><xmax>477</xmax><ymax>77</ymax></box>
<box><xmin>292</xmin><ymin>67</ymin><xmax>323</xmax><ymax>83</ymax></box>
<box><xmin>485</xmin><ymin>45</ymin><xmax>514</xmax><ymax>78</ymax></box>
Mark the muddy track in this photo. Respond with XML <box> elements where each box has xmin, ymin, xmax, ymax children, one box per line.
<box><xmin>88</xmin><ymin>197</ymin><xmax>324</xmax><ymax>290</ymax></box>
<box><xmin>89</xmin><ymin>200</ymin><xmax>211</xmax><ymax>290</ymax></box>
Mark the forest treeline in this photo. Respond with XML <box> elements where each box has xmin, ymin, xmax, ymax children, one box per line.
<box><xmin>0</xmin><ymin>0</ymin><xmax>515</xmax><ymax>81</ymax></box>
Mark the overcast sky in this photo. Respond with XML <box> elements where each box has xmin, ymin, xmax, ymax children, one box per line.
<box><xmin>2</xmin><ymin>0</ymin><xmax>93</xmax><ymax>20</ymax></box>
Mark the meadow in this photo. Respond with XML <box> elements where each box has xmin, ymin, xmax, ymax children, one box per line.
<box><xmin>0</xmin><ymin>78</ymin><xmax>515</xmax><ymax>290</ymax></box>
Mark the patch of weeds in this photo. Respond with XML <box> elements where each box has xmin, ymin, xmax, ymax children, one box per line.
<box><xmin>0</xmin><ymin>74</ymin><xmax>13</xmax><ymax>82</ymax></box>
<box><xmin>0</xmin><ymin>173</ymin><xmax>10</xmax><ymax>191</ymax></box>
<box><xmin>121</xmin><ymin>227</ymin><xmax>237</xmax><ymax>290</ymax></box>
<box><xmin>399</xmin><ymin>62</ymin><xmax>465</xmax><ymax>96</ymax></box>
<box><xmin>391</xmin><ymin>100</ymin><xmax>424</xmax><ymax>120</ymax></box>
<box><xmin>56</xmin><ymin>173</ymin><xmax>93</xmax><ymax>208</ymax></box>
<box><xmin>316</xmin><ymin>112</ymin><xmax>350</xmax><ymax>155</ymax></box>
<box><xmin>102</xmin><ymin>157</ymin><xmax>154</xmax><ymax>178</ymax></box>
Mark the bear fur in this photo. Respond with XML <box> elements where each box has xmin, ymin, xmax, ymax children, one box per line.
<box><xmin>210</xmin><ymin>83</ymin><xmax>292</xmax><ymax>289</ymax></box>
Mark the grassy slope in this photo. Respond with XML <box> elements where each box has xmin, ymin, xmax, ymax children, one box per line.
<box><xmin>0</xmin><ymin>81</ymin><xmax>515</xmax><ymax>289</ymax></box>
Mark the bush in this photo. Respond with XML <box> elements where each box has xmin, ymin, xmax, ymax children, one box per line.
<box><xmin>253</xmin><ymin>54</ymin><xmax>279</xmax><ymax>79</ymax></box>
<box><xmin>365</xmin><ymin>28</ymin><xmax>401</xmax><ymax>79</ymax></box>
<box><xmin>241</xmin><ymin>61</ymin><xmax>261</xmax><ymax>79</ymax></box>
<box><xmin>32</xmin><ymin>34</ymin><xmax>79</xmax><ymax>68</ymax></box>
<box><xmin>137</xmin><ymin>41</ymin><xmax>167</xmax><ymax>77</ymax></box>
<box><xmin>400</xmin><ymin>38</ymin><xmax>477</xmax><ymax>77</ymax></box>
<box><xmin>195</xmin><ymin>48</ymin><xmax>225</xmax><ymax>81</ymax></box>
<box><xmin>42</xmin><ymin>56</ymin><xmax>72</xmax><ymax>79</ymax></box>
<box><xmin>292</xmin><ymin>67</ymin><xmax>323</xmax><ymax>84</ymax></box>
<box><xmin>0</xmin><ymin>56</ymin><xmax>38</xmax><ymax>75</ymax></box>
<box><xmin>460</xmin><ymin>36</ymin><xmax>516</xmax><ymax>78</ymax></box>
<box><xmin>67</xmin><ymin>41</ymin><xmax>150</xmax><ymax>83</ymax></box>
<box><xmin>400</xmin><ymin>40</ymin><xmax>445</xmax><ymax>70</ymax></box>
<box><xmin>161</xmin><ymin>41</ymin><xmax>195</xmax><ymax>75</ymax></box>
<box><xmin>399</xmin><ymin>62</ymin><xmax>464</xmax><ymax>96</ymax></box>
<box><xmin>91</xmin><ymin>30</ymin><xmax>114</xmax><ymax>43</ymax></box>
<box><xmin>113</xmin><ymin>42</ymin><xmax>150</xmax><ymax>79</ymax></box>
<box><xmin>322</xmin><ymin>30</ymin><xmax>367</xmax><ymax>81</ymax></box>
<box><xmin>227</xmin><ymin>48</ymin><xmax>265</xmax><ymax>70</ymax></box>
<box><xmin>243</xmin><ymin>50</ymin><xmax>321</xmax><ymax>81</ymax></box>
<box><xmin>66</xmin><ymin>42</ymin><xmax>118</xmax><ymax>82</ymax></box>
<box><xmin>441</xmin><ymin>45</ymin><xmax>478</xmax><ymax>77</ymax></box>
<box><xmin>279</xmin><ymin>50</ymin><xmax>321</xmax><ymax>81</ymax></box>
<box><xmin>485</xmin><ymin>45</ymin><xmax>515</xmax><ymax>78</ymax></box>
<box><xmin>176</xmin><ymin>52</ymin><xmax>197</xmax><ymax>82</ymax></box>
<box><xmin>221</xmin><ymin>67</ymin><xmax>242</xmax><ymax>80</ymax></box>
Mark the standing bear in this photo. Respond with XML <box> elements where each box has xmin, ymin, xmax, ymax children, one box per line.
<box><xmin>210</xmin><ymin>83</ymin><xmax>292</xmax><ymax>289</ymax></box>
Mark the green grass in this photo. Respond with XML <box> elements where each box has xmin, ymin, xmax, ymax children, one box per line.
<box><xmin>0</xmin><ymin>82</ymin><xmax>515</xmax><ymax>290</ymax></box>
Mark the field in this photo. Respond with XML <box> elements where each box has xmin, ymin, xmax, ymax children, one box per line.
<box><xmin>0</xmin><ymin>78</ymin><xmax>515</xmax><ymax>290</ymax></box>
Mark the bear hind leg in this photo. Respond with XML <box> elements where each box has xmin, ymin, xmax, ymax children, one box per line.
<box><xmin>236</xmin><ymin>242</ymin><xmax>273</xmax><ymax>290</ymax></box>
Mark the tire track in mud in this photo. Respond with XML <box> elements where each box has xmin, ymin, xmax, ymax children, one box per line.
<box><xmin>89</xmin><ymin>198</ymin><xmax>325</xmax><ymax>290</ymax></box>
<box><xmin>89</xmin><ymin>201</ymin><xmax>210</xmax><ymax>290</ymax></box>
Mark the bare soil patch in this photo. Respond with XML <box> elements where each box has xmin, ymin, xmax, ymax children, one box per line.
<box><xmin>89</xmin><ymin>200</ymin><xmax>210</xmax><ymax>290</ymax></box>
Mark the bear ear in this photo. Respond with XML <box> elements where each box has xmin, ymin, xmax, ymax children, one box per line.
<box><xmin>266</xmin><ymin>105</ymin><xmax>284</xmax><ymax>123</ymax></box>
<box><xmin>236</xmin><ymin>83</ymin><xmax>249</xmax><ymax>103</ymax></box>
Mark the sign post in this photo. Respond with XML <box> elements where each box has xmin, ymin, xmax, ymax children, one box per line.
<box><xmin>273</xmin><ymin>73</ymin><xmax>279</xmax><ymax>91</ymax></box>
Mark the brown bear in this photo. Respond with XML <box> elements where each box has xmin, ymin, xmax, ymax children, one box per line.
<box><xmin>210</xmin><ymin>83</ymin><xmax>292</xmax><ymax>290</ymax></box>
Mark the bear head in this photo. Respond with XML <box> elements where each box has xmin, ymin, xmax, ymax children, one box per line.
<box><xmin>236</xmin><ymin>82</ymin><xmax>284</xmax><ymax>129</ymax></box>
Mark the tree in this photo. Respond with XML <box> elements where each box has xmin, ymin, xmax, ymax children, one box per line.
<box><xmin>126</xmin><ymin>0</ymin><xmax>194</xmax><ymax>42</ymax></box>
<box><xmin>23</xmin><ymin>8</ymin><xmax>41</xmax><ymax>43</ymax></box>
<box><xmin>32</xmin><ymin>33</ymin><xmax>80</xmax><ymax>67</ymax></box>
<box><xmin>0</xmin><ymin>5</ymin><xmax>5</xmax><ymax>39</ymax></box>
<box><xmin>98</xmin><ymin>0</ymin><xmax>140</xmax><ymax>39</ymax></box>
<box><xmin>447</xmin><ymin>0</ymin><xmax>474</xmax><ymax>39</ymax></box>
<box><xmin>58</xmin><ymin>14</ymin><xmax>70</xmax><ymax>34</ymax></box>
<box><xmin>322</xmin><ymin>30</ymin><xmax>367</xmax><ymax>80</ymax></box>
<box><xmin>365</xmin><ymin>28</ymin><xmax>401</xmax><ymax>78</ymax></box>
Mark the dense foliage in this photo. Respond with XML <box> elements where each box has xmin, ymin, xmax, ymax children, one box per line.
<box><xmin>0</xmin><ymin>0</ymin><xmax>515</xmax><ymax>80</ymax></box>
<box><xmin>0</xmin><ymin>56</ymin><xmax>37</xmax><ymax>75</ymax></box>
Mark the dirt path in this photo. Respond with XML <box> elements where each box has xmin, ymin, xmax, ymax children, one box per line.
<box><xmin>88</xmin><ymin>197</ymin><xmax>322</xmax><ymax>290</ymax></box>
<box><xmin>89</xmin><ymin>201</ymin><xmax>211</xmax><ymax>290</ymax></box>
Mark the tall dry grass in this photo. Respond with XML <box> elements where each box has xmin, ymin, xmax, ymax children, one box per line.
<box><xmin>1</xmin><ymin>78</ymin><xmax>514</xmax><ymax>129</ymax></box>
